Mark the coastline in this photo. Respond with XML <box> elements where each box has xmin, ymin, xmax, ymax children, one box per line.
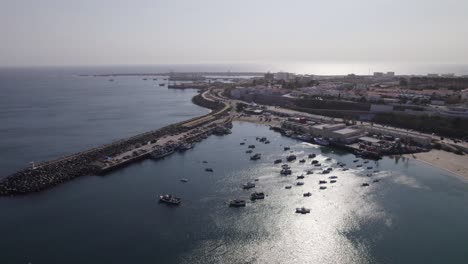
<box><xmin>234</xmin><ymin>113</ymin><xmax>468</xmax><ymax>181</ymax></box>
<box><xmin>404</xmin><ymin>150</ymin><xmax>468</xmax><ymax>181</ymax></box>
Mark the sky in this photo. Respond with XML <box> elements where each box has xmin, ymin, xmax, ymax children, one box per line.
<box><xmin>1</xmin><ymin>0</ymin><xmax>468</xmax><ymax>66</ymax></box>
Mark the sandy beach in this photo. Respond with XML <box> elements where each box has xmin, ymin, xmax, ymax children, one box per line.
<box><xmin>405</xmin><ymin>150</ymin><xmax>468</xmax><ymax>180</ymax></box>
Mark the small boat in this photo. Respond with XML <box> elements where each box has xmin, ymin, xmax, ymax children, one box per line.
<box><xmin>180</xmin><ymin>178</ymin><xmax>188</xmax><ymax>183</ymax></box>
<box><xmin>296</xmin><ymin>207</ymin><xmax>311</xmax><ymax>214</ymax></box>
<box><xmin>311</xmin><ymin>160</ymin><xmax>319</xmax><ymax>164</ymax></box>
<box><xmin>319</xmin><ymin>180</ymin><xmax>327</xmax><ymax>184</ymax></box>
<box><xmin>281</xmin><ymin>164</ymin><xmax>290</xmax><ymax>169</ymax></box>
<box><xmin>374</xmin><ymin>170</ymin><xmax>380</xmax><ymax>173</ymax></box>
<box><xmin>229</xmin><ymin>199</ymin><xmax>246</xmax><ymax>207</ymax></box>
<box><xmin>246</xmin><ymin>150</ymin><xmax>253</xmax><ymax>154</ymax></box>
<box><xmin>320</xmin><ymin>186</ymin><xmax>327</xmax><ymax>190</ymax></box>
<box><xmin>322</xmin><ymin>170</ymin><xmax>330</xmax><ymax>174</ymax></box>
<box><xmin>159</xmin><ymin>194</ymin><xmax>181</xmax><ymax>205</ymax></box>
<box><xmin>274</xmin><ymin>159</ymin><xmax>282</xmax><ymax>164</ymax></box>
<box><xmin>353</xmin><ymin>159</ymin><xmax>359</xmax><ymax>163</ymax></box>
<box><xmin>373</xmin><ymin>179</ymin><xmax>380</xmax><ymax>183</ymax></box>
<box><xmin>303</xmin><ymin>192</ymin><xmax>312</xmax><ymax>197</ymax></box>
<box><xmin>286</xmin><ymin>155</ymin><xmax>297</xmax><ymax>162</ymax></box>
<box><xmin>240</xmin><ymin>142</ymin><xmax>245</xmax><ymax>145</ymax></box>
<box><xmin>248</xmin><ymin>145</ymin><xmax>255</xmax><ymax>149</ymax></box>
<box><xmin>342</xmin><ymin>168</ymin><xmax>349</xmax><ymax>171</ymax></box>
<box><xmin>325</xmin><ymin>157</ymin><xmax>332</xmax><ymax>161</ymax></box>
<box><xmin>329</xmin><ymin>176</ymin><xmax>338</xmax><ymax>179</ymax></box>
<box><xmin>314</xmin><ymin>164</ymin><xmax>322</xmax><ymax>167</ymax></box>
<box><xmin>308</xmin><ymin>154</ymin><xmax>316</xmax><ymax>159</ymax></box>
<box><xmin>306</xmin><ymin>170</ymin><xmax>314</xmax><ymax>175</ymax></box>
<box><xmin>284</xmin><ymin>147</ymin><xmax>290</xmax><ymax>151</ymax></box>
<box><xmin>243</xmin><ymin>182</ymin><xmax>256</xmax><ymax>189</ymax></box>
<box><xmin>326</xmin><ymin>167</ymin><xmax>333</xmax><ymax>171</ymax></box>
<box><xmin>250</xmin><ymin>192</ymin><xmax>265</xmax><ymax>200</ymax></box>
<box><xmin>179</xmin><ymin>143</ymin><xmax>194</xmax><ymax>151</ymax></box>
<box><xmin>299</xmin><ymin>159</ymin><xmax>306</xmax><ymax>163</ymax></box>
<box><xmin>159</xmin><ymin>83</ymin><xmax>165</xmax><ymax>86</ymax></box>
<box><xmin>254</xmin><ymin>179</ymin><xmax>259</xmax><ymax>181</ymax></box>
<box><xmin>356</xmin><ymin>164</ymin><xmax>363</xmax><ymax>167</ymax></box>
<box><xmin>202</xmin><ymin>161</ymin><xmax>208</xmax><ymax>163</ymax></box>
<box><xmin>363</xmin><ymin>160</ymin><xmax>369</xmax><ymax>164</ymax></box>
<box><xmin>297</xmin><ymin>175</ymin><xmax>305</xmax><ymax>179</ymax></box>
<box><xmin>361</xmin><ymin>183</ymin><xmax>370</xmax><ymax>187</ymax></box>
<box><xmin>205</xmin><ymin>168</ymin><xmax>213</xmax><ymax>172</ymax></box>
<box><xmin>285</xmin><ymin>185</ymin><xmax>292</xmax><ymax>189</ymax></box>
<box><xmin>330</xmin><ymin>180</ymin><xmax>337</xmax><ymax>183</ymax></box>
<box><xmin>280</xmin><ymin>169</ymin><xmax>292</xmax><ymax>175</ymax></box>
<box><xmin>314</xmin><ymin>137</ymin><xmax>330</xmax><ymax>146</ymax></box>
<box><xmin>250</xmin><ymin>153</ymin><xmax>261</xmax><ymax>160</ymax></box>
<box><xmin>296</xmin><ymin>181</ymin><xmax>304</xmax><ymax>186</ymax></box>
<box><xmin>367</xmin><ymin>166</ymin><xmax>373</xmax><ymax>169</ymax></box>
<box><xmin>265</xmin><ymin>140</ymin><xmax>270</xmax><ymax>144</ymax></box>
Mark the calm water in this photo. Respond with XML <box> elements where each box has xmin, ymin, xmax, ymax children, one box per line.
<box><xmin>0</xmin><ymin>69</ymin><xmax>208</xmax><ymax>176</ymax></box>
<box><xmin>1</xmin><ymin>68</ymin><xmax>468</xmax><ymax>264</ymax></box>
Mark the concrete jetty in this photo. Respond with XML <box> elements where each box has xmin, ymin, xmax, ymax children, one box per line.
<box><xmin>0</xmin><ymin>89</ymin><xmax>231</xmax><ymax>196</ymax></box>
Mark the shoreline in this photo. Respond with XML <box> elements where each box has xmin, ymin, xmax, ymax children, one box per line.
<box><xmin>404</xmin><ymin>150</ymin><xmax>468</xmax><ymax>181</ymax></box>
<box><xmin>234</xmin><ymin>114</ymin><xmax>468</xmax><ymax>181</ymax></box>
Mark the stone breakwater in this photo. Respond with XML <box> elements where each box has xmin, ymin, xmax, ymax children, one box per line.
<box><xmin>0</xmin><ymin>91</ymin><xmax>228</xmax><ymax>196</ymax></box>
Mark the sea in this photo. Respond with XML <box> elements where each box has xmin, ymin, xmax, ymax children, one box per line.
<box><xmin>0</xmin><ymin>66</ymin><xmax>468</xmax><ymax>264</ymax></box>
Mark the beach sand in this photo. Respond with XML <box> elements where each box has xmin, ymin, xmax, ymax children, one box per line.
<box><xmin>405</xmin><ymin>150</ymin><xmax>468</xmax><ymax>180</ymax></box>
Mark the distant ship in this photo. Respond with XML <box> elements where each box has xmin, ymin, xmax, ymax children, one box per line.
<box><xmin>314</xmin><ymin>137</ymin><xmax>330</xmax><ymax>146</ymax></box>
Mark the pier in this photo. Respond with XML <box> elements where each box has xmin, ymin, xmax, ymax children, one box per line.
<box><xmin>0</xmin><ymin>89</ymin><xmax>231</xmax><ymax>195</ymax></box>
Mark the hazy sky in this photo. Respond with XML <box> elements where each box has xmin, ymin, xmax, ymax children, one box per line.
<box><xmin>1</xmin><ymin>0</ymin><xmax>468</xmax><ymax>66</ymax></box>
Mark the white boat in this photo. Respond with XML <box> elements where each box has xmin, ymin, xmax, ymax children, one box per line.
<box><xmin>243</xmin><ymin>182</ymin><xmax>256</xmax><ymax>189</ymax></box>
<box><xmin>314</xmin><ymin>137</ymin><xmax>330</xmax><ymax>146</ymax></box>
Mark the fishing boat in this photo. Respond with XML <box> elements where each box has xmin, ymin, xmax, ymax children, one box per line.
<box><xmin>243</xmin><ymin>182</ymin><xmax>256</xmax><ymax>189</ymax></box>
<box><xmin>295</xmin><ymin>207</ymin><xmax>310</xmax><ymax>214</ymax></box>
<box><xmin>250</xmin><ymin>192</ymin><xmax>265</xmax><ymax>200</ymax></box>
<box><xmin>229</xmin><ymin>199</ymin><xmax>246</xmax><ymax>207</ymax></box>
<box><xmin>303</xmin><ymin>192</ymin><xmax>312</xmax><ymax>197</ymax></box>
<box><xmin>250</xmin><ymin>153</ymin><xmax>261</xmax><ymax>160</ymax></box>
<box><xmin>159</xmin><ymin>194</ymin><xmax>181</xmax><ymax>205</ymax></box>
<box><xmin>314</xmin><ymin>137</ymin><xmax>330</xmax><ymax>146</ymax></box>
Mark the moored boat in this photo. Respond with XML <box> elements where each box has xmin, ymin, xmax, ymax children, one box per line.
<box><xmin>250</xmin><ymin>192</ymin><xmax>265</xmax><ymax>200</ymax></box>
<box><xmin>314</xmin><ymin>137</ymin><xmax>330</xmax><ymax>146</ymax></box>
<box><xmin>229</xmin><ymin>199</ymin><xmax>246</xmax><ymax>207</ymax></box>
<box><xmin>159</xmin><ymin>194</ymin><xmax>181</xmax><ymax>205</ymax></box>
<box><xmin>295</xmin><ymin>207</ymin><xmax>310</xmax><ymax>214</ymax></box>
<box><xmin>243</xmin><ymin>182</ymin><xmax>256</xmax><ymax>189</ymax></box>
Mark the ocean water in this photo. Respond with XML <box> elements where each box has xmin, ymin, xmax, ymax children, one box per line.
<box><xmin>0</xmin><ymin>68</ymin><xmax>209</xmax><ymax>176</ymax></box>
<box><xmin>0</xmin><ymin>68</ymin><xmax>468</xmax><ymax>264</ymax></box>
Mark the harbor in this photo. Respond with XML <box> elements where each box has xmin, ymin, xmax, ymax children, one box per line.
<box><xmin>0</xmin><ymin>89</ymin><xmax>231</xmax><ymax>195</ymax></box>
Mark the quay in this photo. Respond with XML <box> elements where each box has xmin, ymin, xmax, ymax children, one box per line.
<box><xmin>0</xmin><ymin>89</ymin><xmax>231</xmax><ymax>196</ymax></box>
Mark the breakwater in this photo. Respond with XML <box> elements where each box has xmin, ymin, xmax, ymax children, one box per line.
<box><xmin>0</xmin><ymin>91</ymin><xmax>230</xmax><ymax>196</ymax></box>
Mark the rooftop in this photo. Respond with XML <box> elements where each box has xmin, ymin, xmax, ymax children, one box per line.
<box><xmin>333</xmin><ymin>128</ymin><xmax>360</xmax><ymax>135</ymax></box>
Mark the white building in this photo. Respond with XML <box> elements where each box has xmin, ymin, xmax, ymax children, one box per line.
<box><xmin>461</xmin><ymin>88</ymin><xmax>468</xmax><ymax>102</ymax></box>
<box><xmin>274</xmin><ymin>72</ymin><xmax>294</xmax><ymax>81</ymax></box>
